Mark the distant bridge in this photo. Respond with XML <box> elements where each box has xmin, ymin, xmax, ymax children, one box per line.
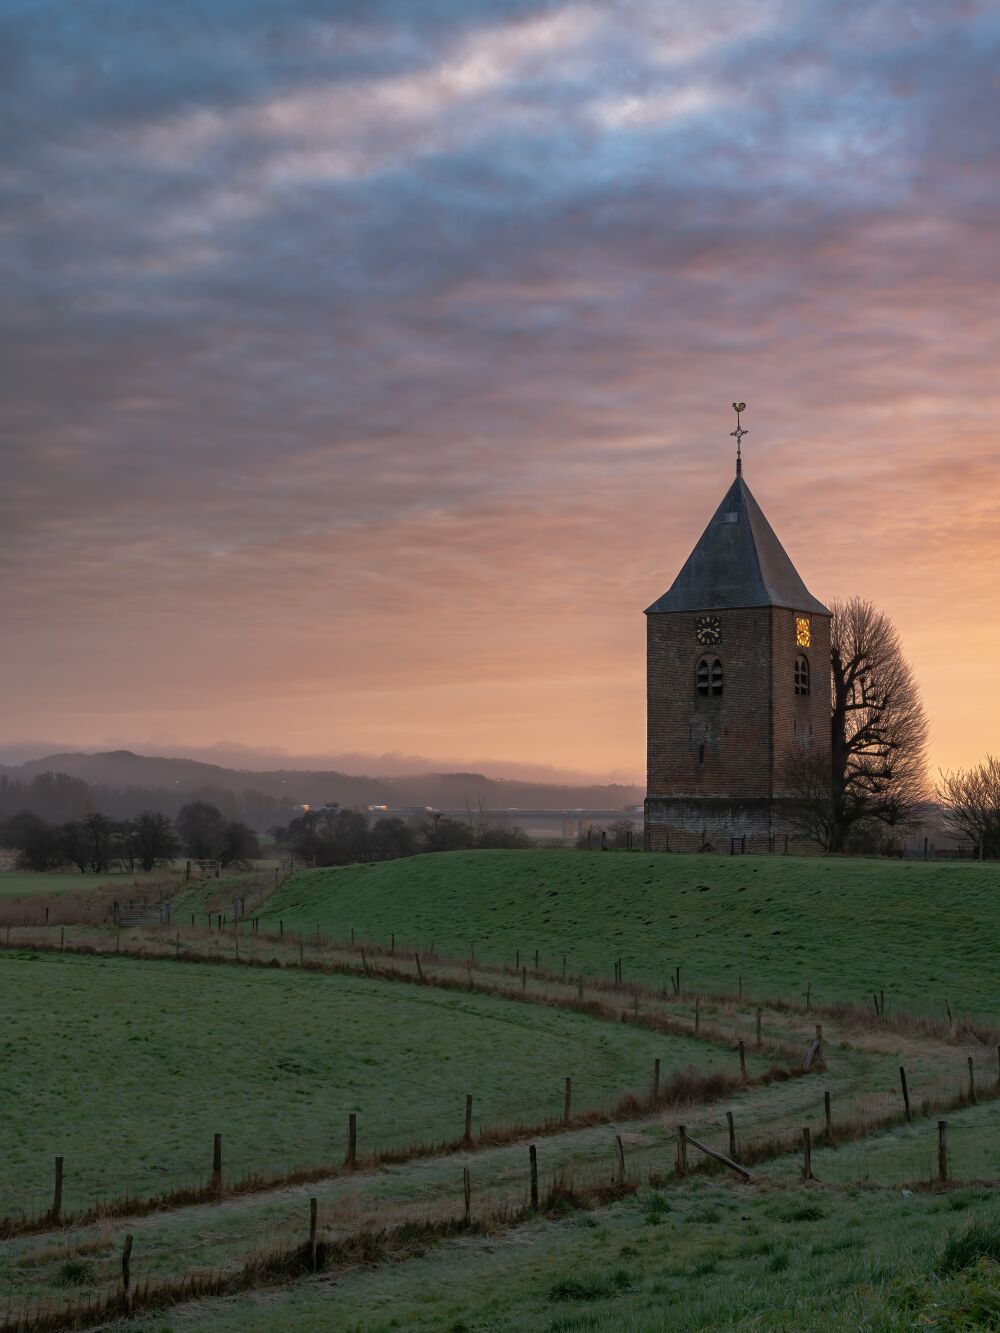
<box><xmin>363</xmin><ymin>805</ymin><xmax>643</xmax><ymax>840</ymax></box>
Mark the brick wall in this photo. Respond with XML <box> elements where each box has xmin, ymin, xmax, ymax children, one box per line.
<box><xmin>645</xmin><ymin>606</ymin><xmax>832</xmax><ymax>852</ymax></box>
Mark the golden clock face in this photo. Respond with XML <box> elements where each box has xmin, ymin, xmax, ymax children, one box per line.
<box><xmin>795</xmin><ymin>616</ymin><xmax>811</xmax><ymax>648</ymax></box>
<box><xmin>696</xmin><ymin>615</ymin><xmax>721</xmax><ymax>645</ymax></box>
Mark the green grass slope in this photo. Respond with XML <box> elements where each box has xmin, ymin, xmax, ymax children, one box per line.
<box><xmin>255</xmin><ymin>850</ymin><xmax>1000</xmax><ymax>1017</ymax></box>
<box><xmin>1</xmin><ymin>950</ymin><xmax>726</xmax><ymax>1218</ymax></box>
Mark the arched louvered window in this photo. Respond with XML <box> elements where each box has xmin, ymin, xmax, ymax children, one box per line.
<box><xmin>696</xmin><ymin>658</ymin><xmax>723</xmax><ymax>696</ymax></box>
<box><xmin>794</xmin><ymin>654</ymin><xmax>810</xmax><ymax>696</ymax></box>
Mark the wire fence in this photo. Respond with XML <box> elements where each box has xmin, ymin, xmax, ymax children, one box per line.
<box><xmin>4</xmin><ymin>1097</ymin><xmax>999</xmax><ymax>1332</ymax></box>
<box><xmin>0</xmin><ymin>1058</ymin><xmax>745</xmax><ymax>1231</ymax></box>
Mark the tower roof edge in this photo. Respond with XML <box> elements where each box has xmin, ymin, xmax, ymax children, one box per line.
<box><xmin>644</xmin><ymin>475</ymin><xmax>830</xmax><ymax>616</ymax></box>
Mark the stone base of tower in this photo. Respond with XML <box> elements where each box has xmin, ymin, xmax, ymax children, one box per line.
<box><xmin>643</xmin><ymin>796</ymin><xmax>823</xmax><ymax>855</ymax></box>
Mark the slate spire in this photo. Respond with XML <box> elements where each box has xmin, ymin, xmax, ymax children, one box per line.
<box><xmin>645</xmin><ymin>473</ymin><xmax>830</xmax><ymax>615</ymax></box>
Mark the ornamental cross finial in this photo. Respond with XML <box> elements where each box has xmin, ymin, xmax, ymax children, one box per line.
<box><xmin>730</xmin><ymin>402</ymin><xmax>747</xmax><ymax>475</ymax></box>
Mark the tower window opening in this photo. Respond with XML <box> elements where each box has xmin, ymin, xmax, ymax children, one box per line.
<box><xmin>794</xmin><ymin>654</ymin><xmax>810</xmax><ymax>696</ymax></box>
<box><xmin>696</xmin><ymin>658</ymin><xmax>723</xmax><ymax>696</ymax></box>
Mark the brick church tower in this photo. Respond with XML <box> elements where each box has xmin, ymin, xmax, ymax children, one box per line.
<box><xmin>644</xmin><ymin>425</ymin><xmax>831</xmax><ymax>853</ymax></box>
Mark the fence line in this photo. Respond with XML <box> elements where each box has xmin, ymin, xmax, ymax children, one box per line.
<box><xmin>3</xmin><ymin>1100</ymin><xmax>999</xmax><ymax>1333</ymax></box>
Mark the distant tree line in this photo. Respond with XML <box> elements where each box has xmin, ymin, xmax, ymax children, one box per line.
<box><xmin>0</xmin><ymin>801</ymin><xmax>259</xmax><ymax>873</ymax></box>
<box><xmin>0</xmin><ymin>771</ymin><xmax>300</xmax><ymax>830</ymax></box>
<box><xmin>272</xmin><ymin>806</ymin><xmax>532</xmax><ymax>867</ymax></box>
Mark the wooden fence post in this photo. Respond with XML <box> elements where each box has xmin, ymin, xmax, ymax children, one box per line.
<box><xmin>738</xmin><ymin>1040</ymin><xmax>748</xmax><ymax>1081</ymax></box>
<box><xmin>414</xmin><ymin>952</ymin><xmax>425</xmax><ymax>983</ymax></box>
<box><xmin>390</xmin><ymin>933</ymin><xmax>395</xmax><ymax>954</ymax></box>
<box><xmin>726</xmin><ymin>1111</ymin><xmax>736</xmax><ymax>1159</ymax></box>
<box><xmin>824</xmin><ymin>1090</ymin><xmax>833</xmax><ymax>1142</ymax></box>
<box><xmin>309</xmin><ymin>1197</ymin><xmax>318</xmax><ymax>1271</ymax></box>
<box><xmin>60</xmin><ymin>926</ymin><xmax>65</xmax><ymax>951</ymax></box>
<box><xmin>615</xmin><ymin>1134</ymin><xmax>626</xmax><ymax>1182</ymax></box>
<box><xmin>121</xmin><ymin>1234</ymin><xmax>133</xmax><ymax>1313</ymax></box>
<box><xmin>968</xmin><ymin>1056</ymin><xmax>977</xmax><ymax>1105</ymax></box>
<box><xmin>51</xmin><ymin>1156</ymin><xmax>63</xmax><ymax>1224</ymax></box>
<box><xmin>938</xmin><ymin>1120</ymin><xmax>948</xmax><ymax>1182</ymax></box>
<box><xmin>522</xmin><ymin>966</ymin><xmax>527</xmax><ymax>991</ymax></box>
<box><xmin>346</xmin><ymin>1113</ymin><xmax>357</xmax><ymax>1167</ymax></box>
<box><xmin>562</xmin><ymin>954</ymin><xmax>567</xmax><ymax>982</ymax></box>
<box><xmin>738</xmin><ymin>974</ymin><xmax>743</xmax><ymax>1002</ymax></box>
<box><xmin>652</xmin><ymin>1058</ymin><xmax>661</xmax><ymax>1103</ymax></box>
<box><xmin>465</xmin><ymin>1094</ymin><xmax>473</xmax><ymax>1145</ymax></box>
<box><xmin>212</xmin><ymin>1133</ymin><xmax>222</xmax><ymax>1197</ymax></box>
<box><xmin>463</xmin><ymin>1166</ymin><xmax>471</xmax><ymax>1225</ymax></box>
<box><xmin>694</xmin><ymin>996</ymin><xmax>700</xmax><ymax>1034</ymax></box>
<box><xmin>899</xmin><ymin>1066</ymin><xmax>912</xmax><ymax>1122</ymax></box>
<box><xmin>535</xmin><ymin>949</ymin><xmax>539</xmax><ymax>970</ymax></box>
<box><xmin>801</xmin><ymin>1127</ymin><xmax>813</xmax><ymax>1181</ymax></box>
<box><xmin>564</xmin><ymin>1076</ymin><xmax>572</xmax><ymax>1124</ymax></box>
<box><xmin>756</xmin><ymin>1007</ymin><xmax>762</xmax><ymax>1050</ymax></box>
<box><xmin>673</xmin><ymin>965</ymin><xmax>681</xmax><ymax>996</ymax></box>
<box><xmin>529</xmin><ymin>1144</ymin><xmax>539</xmax><ymax>1211</ymax></box>
<box><xmin>676</xmin><ymin>1125</ymin><xmax>688</xmax><ymax>1176</ymax></box>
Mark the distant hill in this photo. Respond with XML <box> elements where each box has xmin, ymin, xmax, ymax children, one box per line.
<box><xmin>0</xmin><ymin>749</ymin><xmax>644</xmax><ymax>826</ymax></box>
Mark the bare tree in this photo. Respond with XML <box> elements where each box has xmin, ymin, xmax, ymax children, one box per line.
<box><xmin>937</xmin><ymin>756</ymin><xmax>1000</xmax><ymax>859</ymax></box>
<box><xmin>829</xmin><ymin>598</ymin><xmax>929</xmax><ymax>850</ymax></box>
<box><xmin>786</xmin><ymin>597</ymin><xmax>929</xmax><ymax>851</ymax></box>
<box><xmin>783</xmin><ymin>750</ymin><xmax>836</xmax><ymax>851</ymax></box>
<box><xmin>132</xmin><ymin>811</ymin><xmax>180</xmax><ymax>871</ymax></box>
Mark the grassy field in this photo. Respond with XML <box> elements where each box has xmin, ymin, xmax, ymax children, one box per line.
<box><xmin>143</xmin><ymin>1177</ymin><xmax>1000</xmax><ymax>1331</ymax></box>
<box><xmin>0</xmin><ymin>949</ymin><xmax>741</xmax><ymax>1218</ymax></box>
<box><xmin>255</xmin><ymin>850</ymin><xmax>1000</xmax><ymax>1017</ymax></box>
<box><xmin>0</xmin><ymin>869</ymin><xmax>179</xmax><ymax>898</ymax></box>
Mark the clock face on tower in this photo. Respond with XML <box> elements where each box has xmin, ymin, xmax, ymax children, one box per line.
<box><xmin>695</xmin><ymin>615</ymin><xmax>721</xmax><ymax>645</ymax></box>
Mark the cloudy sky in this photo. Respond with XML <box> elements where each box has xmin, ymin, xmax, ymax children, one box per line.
<box><xmin>3</xmin><ymin>0</ymin><xmax>999</xmax><ymax>781</ymax></box>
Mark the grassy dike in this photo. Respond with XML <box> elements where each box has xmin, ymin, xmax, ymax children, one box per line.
<box><xmin>255</xmin><ymin>849</ymin><xmax>1000</xmax><ymax>1017</ymax></box>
